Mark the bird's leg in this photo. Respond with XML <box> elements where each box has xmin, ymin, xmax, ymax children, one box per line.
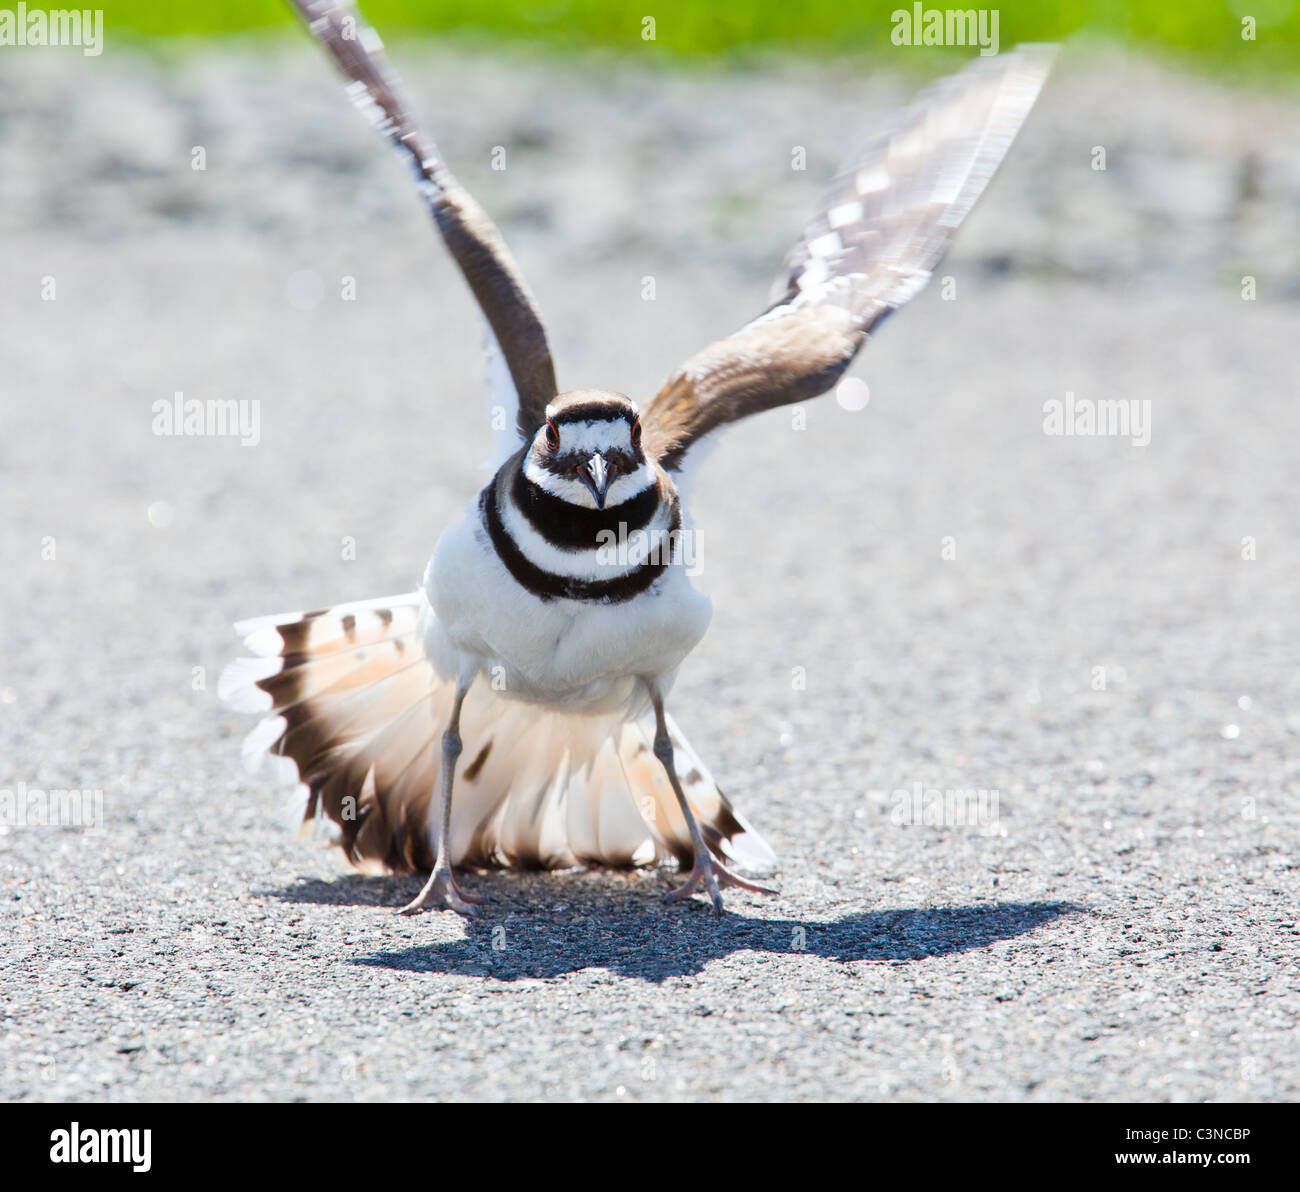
<box><xmin>644</xmin><ymin>682</ymin><xmax>776</xmax><ymax>915</ymax></box>
<box><xmin>398</xmin><ymin>671</ymin><xmax>487</xmax><ymax>917</ymax></box>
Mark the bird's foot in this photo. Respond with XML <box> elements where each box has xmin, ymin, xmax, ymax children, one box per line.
<box><xmin>667</xmin><ymin>852</ymin><xmax>777</xmax><ymax>914</ymax></box>
<box><xmin>397</xmin><ymin>865</ymin><xmax>488</xmax><ymax>918</ymax></box>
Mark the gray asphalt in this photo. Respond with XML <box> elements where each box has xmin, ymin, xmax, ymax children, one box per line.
<box><xmin>2</xmin><ymin>41</ymin><xmax>1298</xmax><ymax>1102</ymax></box>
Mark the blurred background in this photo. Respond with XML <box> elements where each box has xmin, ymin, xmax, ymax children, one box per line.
<box><xmin>112</xmin><ymin>0</ymin><xmax>1300</xmax><ymax>71</ymax></box>
<box><xmin>2</xmin><ymin>0</ymin><xmax>1298</xmax><ymax>1101</ymax></box>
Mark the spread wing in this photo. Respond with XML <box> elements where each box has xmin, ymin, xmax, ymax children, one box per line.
<box><xmin>289</xmin><ymin>0</ymin><xmax>558</xmax><ymax>438</ymax></box>
<box><xmin>641</xmin><ymin>45</ymin><xmax>1055</xmax><ymax>471</ymax></box>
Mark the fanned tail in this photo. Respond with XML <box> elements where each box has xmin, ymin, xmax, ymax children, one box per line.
<box><xmin>219</xmin><ymin>593</ymin><xmax>776</xmax><ymax>877</ymax></box>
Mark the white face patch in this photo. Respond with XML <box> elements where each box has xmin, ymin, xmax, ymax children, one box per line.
<box><xmin>524</xmin><ymin>459</ymin><xmax>599</xmax><ymax>507</ymax></box>
<box><xmin>603</xmin><ymin>464</ymin><xmax>654</xmax><ymax>508</ymax></box>
<box><xmin>547</xmin><ymin>419</ymin><xmax>634</xmax><ymax>457</ymax></box>
<box><xmin>526</xmin><ymin>416</ymin><xmax>647</xmax><ymax>508</ymax></box>
<box><xmin>523</xmin><ymin>456</ymin><xmax>654</xmax><ymax>510</ymax></box>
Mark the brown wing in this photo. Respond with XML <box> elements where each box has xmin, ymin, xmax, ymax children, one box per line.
<box><xmin>642</xmin><ymin>45</ymin><xmax>1055</xmax><ymax>471</ymax></box>
<box><xmin>290</xmin><ymin>0</ymin><xmax>557</xmax><ymax>437</ymax></box>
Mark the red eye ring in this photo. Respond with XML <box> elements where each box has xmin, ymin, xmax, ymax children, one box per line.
<box><xmin>544</xmin><ymin>420</ymin><xmax>560</xmax><ymax>452</ymax></box>
<box><xmin>630</xmin><ymin>417</ymin><xmax>642</xmax><ymax>447</ymax></box>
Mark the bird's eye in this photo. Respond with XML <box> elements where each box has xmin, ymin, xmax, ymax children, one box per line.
<box><xmin>630</xmin><ymin>418</ymin><xmax>642</xmax><ymax>448</ymax></box>
<box><xmin>544</xmin><ymin>420</ymin><xmax>560</xmax><ymax>452</ymax></box>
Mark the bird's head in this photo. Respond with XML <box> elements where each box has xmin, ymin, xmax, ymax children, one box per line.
<box><xmin>524</xmin><ymin>390</ymin><xmax>648</xmax><ymax>510</ymax></box>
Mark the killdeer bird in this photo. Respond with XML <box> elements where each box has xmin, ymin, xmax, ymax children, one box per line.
<box><xmin>221</xmin><ymin>0</ymin><xmax>1053</xmax><ymax>915</ymax></box>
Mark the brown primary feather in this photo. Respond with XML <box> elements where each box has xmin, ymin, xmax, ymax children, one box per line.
<box><xmin>288</xmin><ymin>0</ymin><xmax>557</xmax><ymax>434</ymax></box>
<box><xmin>642</xmin><ymin>44</ymin><xmax>1055</xmax><ymax>472</ymax></box>
<box><xmin>643</xmin><ymin>306</ymin><xmax>864</xmax><ymax>468</ymax></box>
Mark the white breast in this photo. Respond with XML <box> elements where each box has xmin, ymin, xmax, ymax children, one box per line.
<box><xmin>423</xmin><ymin>499</ymin><xmax>711</xmax><ymax>715</ymax></box>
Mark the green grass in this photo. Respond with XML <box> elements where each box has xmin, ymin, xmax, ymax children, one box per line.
<box><xmin>103</xmin><ymin>0</ymin><xmax>1300</xmax><ymax>74</ymax></box>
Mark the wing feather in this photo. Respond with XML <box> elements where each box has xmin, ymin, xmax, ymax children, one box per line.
<box><xmin>289</xmin><ymin>0</ymin><xmax>558</xmax><ymax>436</ymax></box>
<box><xmin>642</xmin><ymin>45</ymin><xmax>1055</xmax><ymax>471</ymax></box>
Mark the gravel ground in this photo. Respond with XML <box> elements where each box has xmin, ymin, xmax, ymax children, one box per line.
<box><xmin>1</xmin><ymin>41</ymin><xmax>1298</xmax><ymax>1102</ymax></box>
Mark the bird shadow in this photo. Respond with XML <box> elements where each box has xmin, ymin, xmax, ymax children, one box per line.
<box><xmin>264</xmin><ymin>870</ymin><xmax>1081</xmax><ymax>983</ymax></box>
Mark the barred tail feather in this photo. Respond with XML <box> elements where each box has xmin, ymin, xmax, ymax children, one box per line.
<box><xmin>615</xmin><ymin>716</ymin><xmax>778</xmax><ymax>876</ymax></box>
<box><xmin>220</xmin><ymin>592</ymin><xmax>776</xmax><ymax>877</ymax></box>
